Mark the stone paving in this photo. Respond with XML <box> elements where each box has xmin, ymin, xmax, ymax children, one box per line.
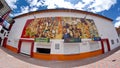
<box><xmin>0</xmin><ymin>46</ymin><xmax>120</xmax><ymax>68</ymax></box>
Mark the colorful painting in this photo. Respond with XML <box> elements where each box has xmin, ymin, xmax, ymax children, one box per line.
<box><xmin>21</xmin><ymin>17</ymin><xmax>99</xmax><ymax>39</ymax></box>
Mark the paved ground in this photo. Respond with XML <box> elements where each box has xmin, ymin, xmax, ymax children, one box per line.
<box><xmin>0</xmin><ymin>46</ymin><xmax>120</xmax><ymax>68</ymax></box>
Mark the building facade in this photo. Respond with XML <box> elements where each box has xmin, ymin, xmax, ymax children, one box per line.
<box><xmin>0</xmin><ymin>0</ymin><xmax>14</xmax><ymax>47</ymax></box>
<box><xmin>5</xmin><ymin>9</ymin><xmax>120</xmax><ymax>60</ymax></box>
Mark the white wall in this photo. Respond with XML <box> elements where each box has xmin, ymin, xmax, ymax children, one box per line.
<box><xmin>51</xmin><ymin>40</ymin><xmax>64</xmax><ymax>54</ymax></box>
<box><xmin>86</xmin><ymin>15</ymin><xmax>120</xmax><ymax>50</ymax></box>
<box><xmin>0</xmin><ymin>28</ymin><xmax>8</xmax><ymax>46</ymax></box>
<box><xmin>7</xmin><ymin>11</ymin><xmax>120</xmax><ymax>50</ymax></box>
<box><xmin>64</xmin><ymin>43</ymin><xmax>80</xmax><ymax>54</ymax></box>
<box><xmin>7</xmin><ymin>16</ymin><xmax>34</xmax><ymax>48</ymax></box>
<box><xmin>34</xmin><ymin>39</ymin><xmax>101</xmax><ymax>54</ymax></box>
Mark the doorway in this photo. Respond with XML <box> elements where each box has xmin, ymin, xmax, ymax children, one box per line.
<box><xmin>103</xmin><ymin>41</ymin><xmax>108</xmax><ymax>53</ymax></box>
<box><xmin>101</xmin><ymin>39</ymin><xmax>110</xmax><ymax>53</ymax></box>
<box><xmin>18</xmin><ymin>39</ymin><xmax>34</xmax><ymax>57</ymax></box>
<box><xmin>20</xmin><ymin>42</ymin><xmax>32</xmax><ymax>55</ymax></box>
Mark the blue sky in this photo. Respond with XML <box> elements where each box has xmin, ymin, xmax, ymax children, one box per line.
<box><xmin>5</xmin><ymin>0</ymin><xmax>120</xmax><ymax>27</ymax></box>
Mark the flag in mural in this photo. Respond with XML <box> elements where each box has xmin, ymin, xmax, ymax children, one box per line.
<box><xmin>21</xmin><ymin>17</ymin><xmax>99</xmax><ymax>39</ymax></box>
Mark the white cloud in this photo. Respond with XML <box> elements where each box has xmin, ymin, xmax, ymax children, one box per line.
<box><xmin>44</xmin><ymin>0</ymin><xmax>74</xmax><ymax>9</ymax></box>
<box><xmin>74</xmin><ymin>2</ymin><xmax>85</xmax><ymax>10</ymax></box>
<box><xmin>21</xmin><ymin>6</ymin><xmax>29</xmax><ymax>14</ymax></box>
<box><xmin>25</xmin><ymin>0</ymin><xmax>42</xmax><ymax>12</ymax></box>
<box><xmin>9</xmin><ymin>0</ymin><xmax>116</xmax><ymax>17</ymax></box>
<box><xmin>116</xmin><ymin>17</ymin><xmax>120</xmax><ymax>21</ymax></box>
<box><xmin>115</xmin><ymin>16</ymin><xmax>120</xmax><ymax>27</ymax></box>
<box><xmin>30</xmin><ymin>7</ymin><xmax>38</xmax><ymax>11</ymax></box>
<box><xmin>11</xmin><ymin>6</ymin><xmax>39</xmax><ymax>17</ymax></box>
<box><xmin>42</xmin><ymin>0</ymin><xmax>116</xmax><ymax>12</ymax></box>
<box><xmin>27</xmin><ymin>0</ymin><xmax>38</xmax><ymax>7</ymax></box>
<box><xmin>5</xmin><ymin>0</ymin><xmax>18</xmax><ymax>9</ymax></box>
<box><xmin>82</xmin><ymin>0</ymin><xmax>94</xmax><ymax>4</ymax></box>
<box><xmin>88</xmin><ymin>0</ymin><xmax>116</xmax><ymax>12</ymax></box>
<box><xmin>10</xmin><ymin>6</ymin><xmax>30</xmax><ymax>17</ymax></box>
<box><xmin>26</xmin><ymin>0</ymin><xmax>43</xmax><ymax>7</ymax></box>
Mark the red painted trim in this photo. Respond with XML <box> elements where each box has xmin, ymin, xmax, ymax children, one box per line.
<box><xmin>100</xmin><ymin>39</ymin><xmax>111</xmax><ymax>53</ymax></box>
<box><xmin>19</xmin><ymin>39</ymin><xmax>34</xmax><ymax>42</ymax></box>
<box><xmin>18</xmin><ymin>39</ymin><xmax>34</xmax><ymax>57</ymax></box>
<box><xmin>31</xmin><ymin>42</ymin><xmax>34</xmax><ymax>57</ymax></box>
<box><xmin>20</xmin><ymin>19</ymin><xmax>33</xmax><ymax>38</ymax></box>
<box><xmin>106</xmin><ymin>39</ymin><xmax>111</xmax><ymax>51</ymax></box>
<box><xmin>8</xmin><ymin>23</ymin><xmax>14</xmax><ymax>31</ymax></box>
<box><xmin>100</xmin><ymin>40</ymin><xmax>104</xmax><ymax>53</ymax></box>
<box><xmin>3</xmin><ymin>37</ymin><xmax>8</xmax><ymax>47</ymax></box>
<box><xmin>0</xmin><ymin>10</ymin><xmax>11</xmax><ymax>25</ymax></box>
<box><xmin>18</xmin><ymin>40</ymin><xmax>22</xmax><ymax>53</ymax></box>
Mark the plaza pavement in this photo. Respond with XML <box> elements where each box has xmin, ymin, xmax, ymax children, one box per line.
<box><xmin>0</xmin><ymin>46</ymin><xmax>120</xmax><ymax>68</ymax></box>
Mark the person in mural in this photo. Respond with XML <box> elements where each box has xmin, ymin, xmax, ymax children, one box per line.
<box><xmin>62</xmin><ymin>27</ymin><xmax>71</xmax><ymax>39</ymax></box>
<box><xmin>67</xmin><ymin>25</ymin><xmax>73</xmax><ymax>38</ymax></box>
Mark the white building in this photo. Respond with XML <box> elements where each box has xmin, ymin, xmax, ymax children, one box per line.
<box><xmin>0</xmin><ymin>0</ymin><xmax>14</xmax><ymax>47</ymax></box>
<box><xmin>5</xmin><ymin>9</ymin><xmax>120</xmax><ymax>60</ymax></box>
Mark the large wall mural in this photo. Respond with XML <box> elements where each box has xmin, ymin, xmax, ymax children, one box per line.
<box><xmin>21</xmin><ymin>17</ymin><xmax>99</xmax><ymax>39</ymax></box>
